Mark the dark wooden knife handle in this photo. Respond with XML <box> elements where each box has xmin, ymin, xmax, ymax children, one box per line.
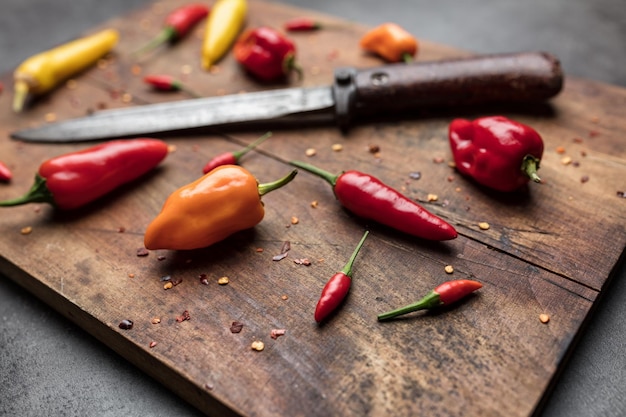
<box><xmin>332</xmin><ymin>52</ymin><xmax>563</xmax><ymax>130</ymax></box>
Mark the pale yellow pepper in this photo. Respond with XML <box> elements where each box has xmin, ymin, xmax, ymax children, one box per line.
<box><xmin>13</xmin><ymin>28</ymin><xmax>119</xmax><ymax>112</ymax></box>
<box><xmin>201</xmin><ymin>0</ymin><xmax>247</xmax><ymax>70</ymax></box>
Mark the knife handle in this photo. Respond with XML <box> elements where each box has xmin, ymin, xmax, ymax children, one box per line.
<box><xmin>332</xmin><ymin>51</ymin><xmax>563</xmax><ymax>131</ymax></box>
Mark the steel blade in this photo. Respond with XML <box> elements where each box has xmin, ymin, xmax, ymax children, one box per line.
<box><xmin>12</xmin><ymin>86</ymin><xmax>335</xmax><ymax>142</ymax></box>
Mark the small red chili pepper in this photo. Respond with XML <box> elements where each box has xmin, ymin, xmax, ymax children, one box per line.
<box><xmin>449</xmin><ymin>116</ymin><xmax>544</xmax><ymax>192</ymax></box>
<box><xmin>0</xmin><ymin>161</ymin><xmax>12</xmax><ymax>182</ymax></box>
<box><xmin>284</xmin><ymin>17</ymin><xmax>322</xmax><ymax>32</ymax></box>
<box><xmin>143</xmin><ymin>74</ymin><xmax>201</xmax><ymax>97</ymax></box>
<box><xmin>377</xmin><ymin>279</ymin><xmax>483</xmax><ymax>321</ymax></box>
<box><xmin>202</xmin><ymin>132</ymin><xmax>271</xmax><ymax>174</ymax></box>
<box><xmin>234</xmin><ymin>26</ymin><xmax>302</xmax><ymax>82</ymax></box>
<box><xmin>314</xmin><ymin>230</ymin><xmax>369</xmax><ymax>323</ymax></box>
<box><xmin>290</xmin><ymin>161</ymin><xmax>457</xmax><ymax>241</ymax></box>
<box><xmin>132</xmin><ymin>3</ymin><xmax>209</xmax><ymax>57</ymax></box>
<box><xmin>0</xmin><ymin>139</ymin><xmax>169</xmax><ymax>210</ymax></box>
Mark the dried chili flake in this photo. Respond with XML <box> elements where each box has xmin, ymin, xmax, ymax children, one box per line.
<box><xmin>294</xmin><ymin>258</ymin><xmax>311</xmax><ymax>266</ymax></box>
<box><xmin>255</xmin><ymin>247</ymin><xmax>264</xmax><ymax>253</ymax></box>
<box><xmin>230</xmin><ymin>321</ymin><xmax>244</xmax><ymax>333</ymax></box>
<box><xmin>149</xmin><ymin>341</ymin><xmax>157</xmax><ymax>348</ymax></box>
<box><xmin>119</xmin><ymin>319</ymin><xmax>134</xmax><ymax>330</ymax></box>
<box><xmin>270</xmin><ymin>329</ymin><xmax>286</xmax><ymax>339</ymax></box>
<box><xmin>273</xmin><ymin>253</ymin><xmax>289</xmax><ymax>261</ymax></box>
<box><xmin>157</xmin><ymin>255</ymin><xmax>166</xmax><ymax>261</ymax></box>
<box><xmin>310</xmin><ymin>200</ymin><xmax>319</xmax><ymax>208</ymax></box>
<box><xmin>199</xmin><ymin>273</ymin><xmax>209</xmax><ymax>285</ymax></box>
<box><xmin>136</xmin><ymin>247</ymin><xmax>149</xmax><ymax>257</ymax></box>
<box><xmin>617</xmin><ymin>191</ymin><xmax>626</xmax><ymax>198</ymax></box>
<box><xmin>151</xmin><ymin>317</ymin><xmax>161</xmax><ymax>324</ymax></box>
<box><xmin>176</xmin><ymin>310</ymin><xmax>191</xmax><ymax>322</ymax></box>
<box><xmin>128</xmin><ymin>273</ymin><xmax>135</xmax><ymax>278</ymax></box>
<box><xmin>291</xmin><ymin>216</ymin><xmax>299</xmax><ymax>225</ymax></box>
<box><xmin>368</xmin><ymin>144</ymin><xmax>380</xmax><ymax>153</ymax></box>
<box><xmin>433</xmin><ymin>156</ymin><xmax>444</xmax><ymax>164</ymax></box>
<box><xmin>273</xmin><ymin>241</ymin><xmax>291</xmax><ymax>261</ymax></box>
<box><xmin>170</xmin><ymin>276</ymin><xmax>183</xmax><ymax>286</ymax></box>
<box><xmin>409</xmin><ymin>171</ymin><xmax>421</xmax><ymax>180</ymax></box>
<box><xmin>580</xmin><ymin>175</ymin><xmax>590</xmax><ymax>183</ymax></box>
<box><xmin>117</xmin><ymin>226</ymin><xmax>126</xmax><ymax>233</ymax></box>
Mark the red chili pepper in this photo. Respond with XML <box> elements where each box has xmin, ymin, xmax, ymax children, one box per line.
<box><xmin>234</xmin><ymin>26</ymin><xmax>302</xmax><ymax>82</ymax></box>
<box><xmin>290</xmin><ymin>161</ymin><xmax>457</xmax><ymax>241</ymax></box>
<box><xmin>0</xmin><ymin>161</ymin><xmax>12</xmax><ymax>182</ymax></box>
<box><xmin>377</xmin><ymin>279</ymin><xmax>483</xmax><ymax>321</ymax></box>
<box><xmin>314</xmin><ymin>230</ymin><xmax>369</xmax><ymax>323</ymax></box>
<box><xmin>449</xmin><ymin>116</ymin><xmax>544</xmax><ymax>192</ymax></box>
<box><xmin>202</xmin><ymin>132</ymin><xmax>271</xmax><ymax>174</ymax></box>
<box><xmin>143</xmin><ymin>74</ymin><xmax>200</xmax><ymax>97</ymax></box>
<box><xmin>284</xmin><ymin>17</ymin><xmax>322</xmax><ymax>32</ymax></box>
<box><xmin>0</xmin><ymin>139</ymin><xmax>169</xmax><ymax>210</ymax></box>
<box><xmin>133</xmin><ymin>3</ymin><xmax>209</xmax><ymax>57</ymax></box>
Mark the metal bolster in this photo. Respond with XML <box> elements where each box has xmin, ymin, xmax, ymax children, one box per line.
<box><xmin>332</xmin><ymin>67</ymin><xmax>357</xmax><ymax>133</ymax></box>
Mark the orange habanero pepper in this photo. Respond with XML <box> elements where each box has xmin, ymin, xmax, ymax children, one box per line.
<box><xmin>144</xmin><ymin>165</ymin><xmax>297</xmax><ymax>250</ymax></box>
<box><xmin>359</xmin><ymin>23</ymin><xmax>418</xmax><ymax>63</ymax></box>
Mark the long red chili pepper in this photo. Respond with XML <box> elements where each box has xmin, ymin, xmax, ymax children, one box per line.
<box><xmin>133</xmin><ymin>3</ymin><xmax>209</xmax><ymax>57</ymax></box>
<box><xmin>0</xmin><ymin>161</ymin><xmax>12</xmax><ymax>182</ymax></box>
<box><xmin>284</xmin><ymin>17</ymin><xmax>322</xmax><ymax>32</ymax></box>
<box><xmin>143</xmin><ymin>74</ymin><xmax>201</xmax><ymax>97</ymax></box>
<box><xmin>202</xmin><ymin>132</ymin><xmax>271</xmax><ymax>174</ymax></box>
<box><xmin>377</xmin><ymin>279</ymin><xmax>482</xmax><ymax>321</ymax></box>
<box><xmin>0</xmin><ymin>139</ymin><xmax>169</xmax><ymax>210</ymax></box>
<box><xmin>290</xmin><ymin>161</ymin><xmax>457</xmax><ymax>241</ymax></box>
<box><xmin>314</xmin><ymin>230</ymin><xmax>369</xmax><ymax>323</ymax></box>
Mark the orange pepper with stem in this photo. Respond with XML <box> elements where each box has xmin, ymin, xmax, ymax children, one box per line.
<box><xmin>359</xmin><ymin>23</ymin><xmax>418</xmax><ymax>63</ymax></box>
<box><xmin>144</xmin><ymin>165</ymin><xmax>297</xmax><ymax>250</ymax></box>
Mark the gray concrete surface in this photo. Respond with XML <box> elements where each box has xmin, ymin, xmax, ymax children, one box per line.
<box><xmin>1</xmin><ymin>1</ymin><xmax>625</xmax><ymax>416</ymax></box>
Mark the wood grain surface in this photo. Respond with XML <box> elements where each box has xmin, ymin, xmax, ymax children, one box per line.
<box><xmin>0</xmin><ymin>1</ymin><xmax>625</xmax><ymax>416</ymax></box>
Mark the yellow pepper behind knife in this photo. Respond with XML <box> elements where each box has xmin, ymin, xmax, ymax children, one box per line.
<box><xmin>201</xmin><ymin>0</ymin><xmax>247</xmax><ymax>70</ymax></box>
<box><xmin>13</xmin><ymin>28</ymin><xmax>119</xmax><ymax>112</ymax></box>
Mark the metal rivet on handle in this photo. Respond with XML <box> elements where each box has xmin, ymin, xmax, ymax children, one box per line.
<box><xmin>371</xmin><ymin>72</ymin><xmax>389</xmax><ymax>86</ymax></box>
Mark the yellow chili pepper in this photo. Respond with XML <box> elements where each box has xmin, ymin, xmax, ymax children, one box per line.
<box><xmin>359</xmin><ymin>23</ymin><xmax>418</xmax><ymax>63</ymax></box>
<box><xmin>13</xmin><ymin>28</ymin><xmax>119</xmax><ymax>112</ymax></box>
<box><xmin>201</xmin><ymin>0</ymin><xmax>247</xmax><ymax>70</ymax></box>
<box><xmin>144</xmin><ymin>165</ymin><xmax>297</xmax><ymax>250</ymax></box>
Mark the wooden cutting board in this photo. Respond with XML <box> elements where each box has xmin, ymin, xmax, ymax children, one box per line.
<box><xmin>1</xmin><ymin>1</ymin><xmax>625</xmax><ymax>416</ymax></box>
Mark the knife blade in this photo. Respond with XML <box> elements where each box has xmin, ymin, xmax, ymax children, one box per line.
<box><xmin>12</xmin><ymin>52</ymin><xmax>563</xmax><ymax>143</ymax></box>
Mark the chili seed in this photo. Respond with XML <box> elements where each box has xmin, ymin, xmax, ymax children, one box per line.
<box><xmin>281</xmin><ymin>295</ymin><xmax>289</xmax><ymax>300</ymax></box>
<box><xmin>176</xmin><ymin>310</ymin><xmax>191</xmax><ymax>322</ymax></box>
<box><xmin>20</xmin><ymin>226</ymin><xmax>33</xmax><ymax>235</ymax></box>
<box><xmin>218</xmin><ymin>276</ymin><xmax>230</xmax><ymax>285</ymax></box>
<box><xmin>305</xmin><ymin>148</ymin><xmax>317</xmax><ymax>157</ymax></box>
<box><xmin>444</xmin><ymin>265</ymin><xmax>454</xmax><ymax>274</ymax></box>
<box><xmin>163</xmin><ymin>282</ymin><xmax>173</xmax><ymax>290</ymax></box>
<box><xmin>478</xmin><ymin>222</ymin><xmax>490</xmax><ymax>230</ymax></box>
<box><xmin>270</xmin><ymin>329</ymin><xmax>286</xmax><ymax>339</ymax></box>
<box><xmin>311</xmin><ymin>200</ymin><xmax>319</xmax><ymax>208</ymax></box>
<box><xmin>251</xmin><ymin>341</ymin><xmax>265</xmax><ymax>351</ymax></box>
<box><xmin>539</xmin><ymin>314</ymin><xmax>550</xmax><ymax>324</ymax></box>
<box><xmin>291</xmin><ymin>216</ymin><xmax>299</xmax><ymax>225</ymax></box>
<box><xmin>331</xmin><ymin>143</ymin><xmax>343</xmax><ymax>152</ymax></box>
<box><xmin>44</xmin><ymin>113</ymin><xmax>57</xmax><ymax>123</ymax></box>
<box><xmin>427</xmin><ymin>194</ymin><xmax>438</xmax><ymax>202</ymax></box>
<box><xmin>230</xmin><ymin>321</ymin><xmax>244</xmax><ymax>333</ymax></box>
<box><xmin>555</xmin><ymin>146</ymin><xmax>566</xmax><ymax>154</ymax></box>
<box><xmin>128</xmin><ymin>273</ymin><xmax>135</xmax><ymax>278</ymax></box>
<box><xmin>119</xmin><ymin>319</ymin><xmax>133</xmax><ymax>330</ymax></box>
<box><xmin>561</xmin><ymin>156</ymin><xmax>573</xmax><ymax>165</ymax></box>
<box><xmin>151</xmin><ymin>317</ymin><xmax>161</xmax><ymax>324</ymax></box>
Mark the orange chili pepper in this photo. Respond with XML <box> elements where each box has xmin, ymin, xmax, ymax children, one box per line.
<box><xmin>359</xmin><ymin>23</ymin><xmax>418</xmax><ymax>63</ymax></box>
<box><xmin>144</xmin><ymin>165</ymin><xmax>297</xmax><ymax>250</ymax></box>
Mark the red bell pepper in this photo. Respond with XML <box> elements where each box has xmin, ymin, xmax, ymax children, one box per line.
<box><xmin>0</xmin><ymin>139</ymin><xmax>169</xmax><ymax>210</ymax></box>
<box><xmin>234</xmin><ymin>26</ymin><xmax>301</xmax><ymax>82</ymax></box>
<box><xmin>449</xmin><ymin>116</ymin><xmax>544</xmax><ymax>192</ymax></box>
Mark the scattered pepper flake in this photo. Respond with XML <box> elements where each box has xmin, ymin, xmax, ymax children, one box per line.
<box><xmin>294</xmin><ymin>258</ymin><xmax>311</xmax><ymax>266</ymax></box>
<box><xmin>561</xmin><ymin>156</ymin><xmax>573</xmax><ymax>165</ymax></box>
<box><xmin>251</xmin><ymin>340</ymin><xmax>265</xmax><ymax>351</ymax></box>
<box><xmin>331</xmin><ymin>143</ymin><xmax>343</xmax><ymax>152</ymax></box>
<box><xmin>580</xmin><ymin>175</ymin><xmax>590</xmax><ymax>183</ymax></box>
<box><xmin>291</xmin><ymin>216</ymin><xmax>299</xmax><ymax>225</ymax></box>
<box><xmin>128</xmin><ymin>273</ymin><xmax>135</xmax><ymax>278</ymax></box>
<box><xmin>151</xmin><ymin>317</ymin><xmax>161</xmax><ymax>324</ymax></box>
<box><xmin>539</xmin><ymin>314</ymin><xmax>550</xmax><ymax>324</ymax></box>
<box><xmin>310</xmin><ymin>200</ymin><xmax>318</xmax><ymax>208</ymax></box>
<box><xmin>118</xmin><ymin>319</ymin><xmax>134</xmax><ymax>330</ymax></box>
<box><xmin>149</xmin><ymin>341</ymin><xmax>157</xmax><ymax>348</ymax></box>
<box><xmin>478</xmin><ymin>222</ymin><xmax>490</xmax><ymax>230</ymax></box>
<box><xmin>444</xmin><ymin>265</ymin><xmax>454</xmax><ymax>274</ymax></box>
<box><xmin>427</xmin><ymin>194</ymin><xmax>438</xmax><ymax>202</ymax></box>
<box><xmin>199</xmin><ymin>273</ymin><xmax>209</xmax><ymax>285</ymax></box>
<box><xmin>163</xmin><ymin>282</ymin><xmax>173</xmax><ymax>290</ymax></box>
<box><xmin>117</xmin><ymin>226</ymin><xmax>126</xmax><ymax>233</ymax></box>
<box><xmin>555</xmin><ymin>146</ymin><xmax>566</xmax><ymax>154</ymax></box>
<box><xmin>273</xmin><ymin>241</ymin><xmax>291</xmax><ymax>261</ymax></box>
<box><xmin>409</xmin><ymin>171</ymin><xmax>421</xmax><ymax>180</ymax></box>
<box><xmin>617</xmin><ymin>191</ymin><xmax>625</xmax><ymax>198</ymax></box>
<box><xmin>305</xmin><ymin>148</ymin><xmax>317</xmax><ymax>157</ymax></box>
<box><xmin>230</xmin><ymin>321</ymin><xmax>244</xmax><ymax>333</ymax></box>
<box><xmin>218</xmin><ymin>276</ymin><xmax>230</xmax><ymax>285</ymax></box>
<box><xmin>281</xmin><ymin>295</ymin><xmax>289</xmax><ymax>300</ymax></box>
<box><xmin>136</xmin><ymin>247</ymin><xmax>149</xmax><ymax>257</ymax></box>
<box><xmin>433</xmin><ymin>156</ymin><xmax>444</xmax><ymax>164</ymax></box>
<box><xmin>255</xmin><ymin>247</ymin><xmax>264</xmax><ymax>253</ymax></box>
<box><xmin>20</xmin><ymin>226</ymin><xmax>32</xmax><ymax>235</ymax></box>
<box><xmin>176</xmin><ymin>310</ymin><xmax>191</xmax><ymax>322</ymax></box>
<box><xmin>270</xmin><ymin>329</ymin><xmax>286</xmax><ymax>339</ymax></box>
<box><xmin>368</xmin><ymin>144</ymin><xmax>380</xmax><ymax>153</ymax></box>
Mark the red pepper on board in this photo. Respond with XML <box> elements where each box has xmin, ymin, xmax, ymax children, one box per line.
<box><xmin>290</xmin><ymin>161</ymin><xmax>457</xmax><ymax>241</ymax></box>
<box><xmin>234</xmin><ymin>26</ymin><xmax>302</xmax><ymax>82</ymax></box>
<box><xmin>133</xmin><ymin>3</ymin><xmax>209</xmax><ymax>57</ymax></box>
<box><xmin>0</xmin><ymin>161</ymin><xmax>12</xmax><ymax>182</ymax></box>
<box><xmin>202</xmin><ymin>132</ymin><xmax>271</xmax><ymax>174</ymax></box>
<box><xmin>284</xmin><ymin>17</ymin><xmax>322</xmax><ymax>32</ymax></box>
<box><xmin>0</xmin><ymin>139</ymin><xmax>169</xmax><ymax>210</ymax></box>
<box><xmin>377</xmin><ymin>279</ymin><xmax>483</xmax><ymax>321</ymax></box>
<box><xmin>143</xmin><ymin>74</ymin><xmax>201</xmax><ymax>97</ymax></box>
<box><xmin>314</xmin><ymin>230</ymin><xmax>369</xmax><ymax>323</ymax></box>
<box><xmin>449</xmin><ymin>116</ymin><xmax>544</xmax><ymax>192</ymax></box>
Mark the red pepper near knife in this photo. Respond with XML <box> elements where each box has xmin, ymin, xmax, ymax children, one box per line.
<box><xmin>0</xmin><ymin>161</ymin><xmax>12</xmax><ymax>182</ymax></box>
<box><xmin>0</xmin><ymin>139</ymin><xmax>169</xmax><ymax>210</ymax></box>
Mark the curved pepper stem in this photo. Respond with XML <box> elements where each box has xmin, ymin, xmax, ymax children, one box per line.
<box><xmin>258</xmin><ymin>169</ymin><xmax>298</xmax><ymax>196</ymax></box>
<box><xmin>233</xmin><ymin>132</ymin><xmax>272</xmax><ymax>160</ymax></box>
<box><xmin>377</xmin><ymin>290</ymin><xmax>441</xmax><ymax>321</ymax></box>
<box><xmin>131</xmin><ymin>26</ymin><xmax>176</xmax><ymax>58</ymax></box>
<box><xmin>521</xmin><ymin>154</ymin><xmax>542</xmax><ymax>183</ymax></box>
<box><xmin>0</xmin><ymin>174</ymin><xmax>55</xmax><ymax>207</ymax></box>
<box><xmin>340</xmin><ymin>230</ymin><xmax>369</xmax><ymax>277</ymax></box>
<box><xmin>289</xmin><ymin>160</ymin><xmax>339</xmax><ymax>187</ymax></box>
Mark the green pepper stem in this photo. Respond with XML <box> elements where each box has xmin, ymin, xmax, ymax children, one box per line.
<box><xmin>171</xmin><ymin>80</ymin><xmax>202</xmax><ymax>98</ymax></box>
<box><xmin>521</xmin><ymin>154</ymin><xmax>542</xmax><ymax>183</ymax></box>
<box><xmin>340</xmin><ymin>230</ymin><xmax>369</xmax><ymax>277</ymax></box>
<box><xmin>402</xmin><ymin>52</ymin><xmax>414</xmax><ymax>63</ymax></box>
<box><xmin>258</xmin><ymin>169</ymin><xmax>297</xmax><ymax>197</ymax></box>
<box><xmin>233</xmin><ymin>132</ymin><xmax>272</xmax><ymax>160</ymax></box>
<box><xmin>0</xmin><ymin>174</ymin><xmax>55</xmax><ymax>207</ymax></box>
<box><xmin>377</xmin><ymin>290</ymin><xmax>442</xmax><ymax>321</ymax></box>
<box><xmin>131</xmin><ymin>26</ymin><xmax>176</xmax><ymax>58</ymax></box>
<box><xmin>289</xmin><ymin>160</ymin><xmax>338</xmax><ymax>187</ymax></box>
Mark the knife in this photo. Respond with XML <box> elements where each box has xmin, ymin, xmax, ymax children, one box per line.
<box><xmin>12</xmin><ymin>52</ymin><xmax>563</xmax><ymax>143</ymax></box>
